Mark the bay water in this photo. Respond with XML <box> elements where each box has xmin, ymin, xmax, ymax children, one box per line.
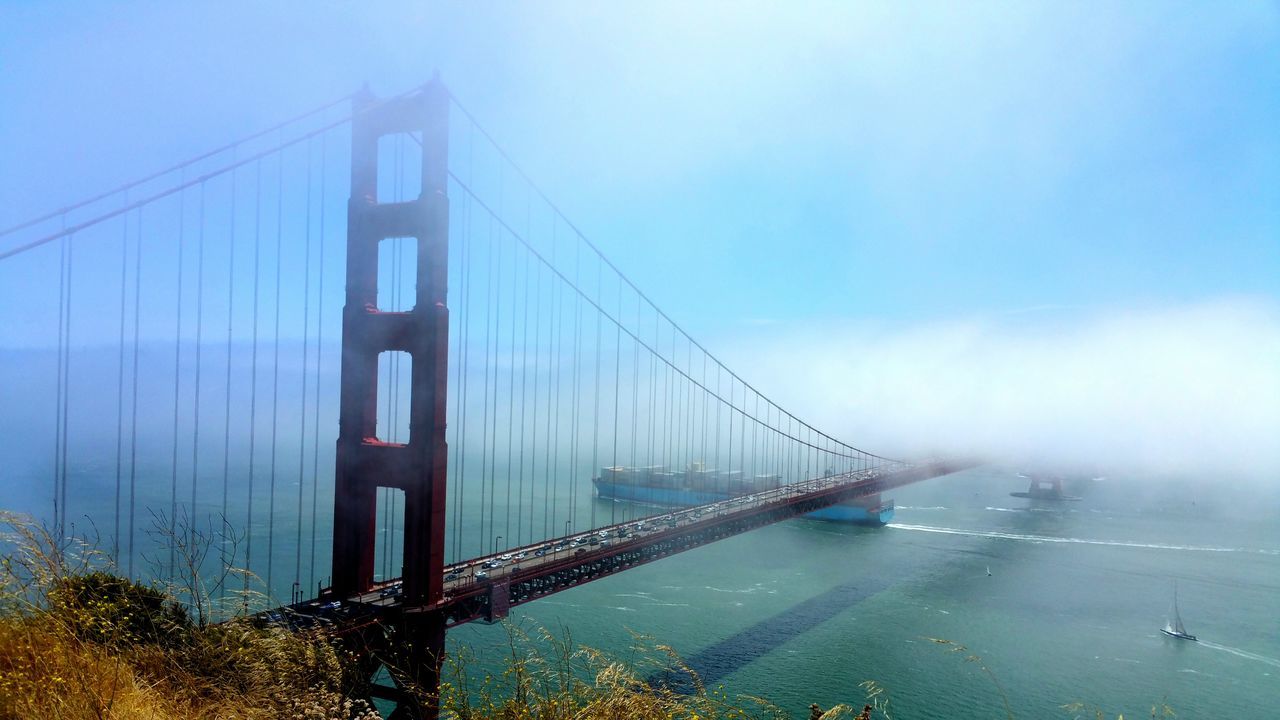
<box><xmin>450</xmin><ymin>466</ymin><xmax>1279</xmax><ymax>719</ymax></box>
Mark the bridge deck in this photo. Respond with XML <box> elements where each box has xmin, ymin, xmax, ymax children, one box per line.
<box><xmin>284</xmin><ymin>460</ymin><xmax>973</xmax><ymax>631</ymax></box>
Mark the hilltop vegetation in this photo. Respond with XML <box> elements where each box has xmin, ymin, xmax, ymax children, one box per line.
<box><xmin>0</xmin><ymin>513</ymin><xmax>378</xmax><ymax>719</ymax></box>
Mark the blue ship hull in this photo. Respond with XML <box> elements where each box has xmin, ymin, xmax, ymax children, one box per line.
<box><xmin>593</xmin><ymin>481</ymin><xmax>893</xmax><ymax>526</ymax></box>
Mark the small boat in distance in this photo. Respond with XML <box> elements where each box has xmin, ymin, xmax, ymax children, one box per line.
<box><xmin>1010</xmin><ymin>475</ymin><xmax>1081</xmax><ymax>501</ymax></box>
<box><xmin>1160</xmin><ymin>583</ymin><xmax>1197</xmax><ymax>641</ymax></box>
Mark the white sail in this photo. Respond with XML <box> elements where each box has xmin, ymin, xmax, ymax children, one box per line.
<box><xmin>1172</xmin><ymin>585</ymin><xmax>1188</xmax><ymax>635</ymax></box>
<box><xmin>1162</xmin><ymin>581</ymin><xmax>1195</xmax><ymax>640</ymax></box>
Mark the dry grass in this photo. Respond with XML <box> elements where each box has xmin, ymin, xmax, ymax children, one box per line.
<box><xmin>0</xmin><ymin>512</ymin><xmax>377</xmax><ymax>720</ymax></box>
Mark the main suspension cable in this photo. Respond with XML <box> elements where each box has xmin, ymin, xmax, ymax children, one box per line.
<box><xmin>0</xmin><ymin>93</ymin><xmax>354</xmax><ymax>240</ymax></box>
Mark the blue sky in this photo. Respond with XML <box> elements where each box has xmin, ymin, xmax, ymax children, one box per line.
<box><xmin>2</xmin><ymin>2</ymin><xmax>1276</xmax><ymax>330</ymax></box>
<box><xmin>2</xmin><ymin>2</ymin><xmax>1278</xmax><ymax>473</ymax></box>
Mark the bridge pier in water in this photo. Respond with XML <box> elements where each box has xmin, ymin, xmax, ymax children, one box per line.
<box><xmin>330</xmin><ymin>78</ymin><xmax>451</xmax><ymax>718</ymax></box>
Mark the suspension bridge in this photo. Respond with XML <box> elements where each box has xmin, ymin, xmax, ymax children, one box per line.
<box><xmin>0</xmin><ymin>77</ymin><xmax>973</xmax><ymax>718</ymax></box>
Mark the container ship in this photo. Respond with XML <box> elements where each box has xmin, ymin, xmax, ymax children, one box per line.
<box><xmin>592</xmin><ymin>462</ymin><xmax>894</xmax><ymax>525</ymax></box>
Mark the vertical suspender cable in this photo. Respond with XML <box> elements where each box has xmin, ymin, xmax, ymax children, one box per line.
<box><xmin>59</xmin><ymin>227</ymin><xmax>74</xmax><ymax>537</ymax></box>
<box><xmin>127</xmin><ymin>209</ymin><xmax>143</xmax><ymax>577</ymax></box>
<box><xmin>590</xmin><ymin>257</ymin><xmax>602</xmax><ymax>533</ymax></box>
<box><xmin>567</xmin><ymin>259</ymin><xmax>578</xmax><ymax>534</ymax></box>
<box><xmin>673</xmin><ymin>327</ymin><xmax>681</xmax><ymax>473</ymax></box>
<box><xmin>505</xmin><ymin>214</ymin><xmax>521</xmax><ymax>546</ymax></box>
<box><xmin>114</xmin><ymin>204</ymin><xmax>128</xmax><ymax>564</ymax></box>
<box><xmin>663</xmin><ymin>327</ymin><xmax>672</xmax><ymax>472</ymax></box>
<box><xmin>751</xmin><ymin>394</ymin><xmax>759</xmax><ymax>482</ymax></box>
<box><xmin>544</xmin><ymin>227</ymin><xmax>560</xmax><ymax>536</ymax></box>
<box><xmin>61</xmin><ymin>229</ymin><xmax>73</xmax><ymax>532</ymax></box>
<box><xmin>646</xmin><ymin>313</ymin><xmax>656</xmax><ymax>519</ymax></box>
<box><xmin>516</xmin><ymin>246</ymin><xmax>530</xmax><ymax>545</ymax></box>
<box><xmin>294</xmin><ymin>137</ymin><xmax>314</xmax><ymax>593</ymax></box>
<box><xmin>528</xmin><ymin>238</ymin><xmax>541</xmax><ymax>542</ymax></box>
<box><xmin>547</xmin><ymin>219</ymin><xmax>561</xmax><ymax>539</ymax></box>
<box><xmin>488</xmin><ymin>206</ymin><xmax>503</xmax><ymax>548</ymax></box>
<box><xmin>675</xmin><ymin>335</ymin><xmax>683</xmax><ymax>474</ymax></box>
<box><xmin>644</xmin><ymin>309</ymin><xmax>656</xmax><ymax>506</ymax></box>
<box><xmin>449</xmin><ymin>201</ymin><xmax>467</xmax><ymax>562</ymax></box>
<box><xmin>450</xmin><ymin>131</ymin><xmax>471</xmax><ymax>561</ymax></box>
<box><xmin>569</xmin><ymin>241</ymin><xmax>583</xmax><ymax>532</ymax></box>
<box><xmin>53</xmin><ymin>231</ymin><xmax>63</xmax><ymax>531</ymax></box>
<box><xmin>380</xmin><ymin>247</ymin><xmax>390</xmax><ymax>577</ymax></box>
<box><xmin>504</xmin><ymin>229</ymin><xmax>518</xmax><ymax>545</ymax></box>
<box><xmin>760</xmin><ymin>403</ymin><xmax>767</xmax><ymax>479</ymax></box>
<box><xmin>739</xmin><ymin>382</ymin><xmax>747</xmax><ymax>483</ymax></box>
<box><xmin>726</xmin><ymin>376</ymin><xmax>733</xmax><ymax>497</ymax></box>
<box><xmin>701</xmin><ymin>351</ymin><xmax>709</xmax><ymax>476</ymax></box>
<box><xmin>715</xmin><ymin>364</ymin><xmax>721</xmax><ymax>491</ymax></box>
<box><xmin>663</xmin><ymin>322</ymin><xmax>672</xmax><ymax>471</ymax></box>
<box><xmin>645</xmin><ymin>308</ymin><xmax>655</xmax><ymax>515</ymax></box>
<box><xmin>244</xmin><ymin>161</ymin><xmax>263</xmax><ymax>597</ymax></box>
<box><xmin>454</xmin><ymin>180</ymin><xmax>474</xmax><ymax>561</ymax></box>
<box><xmin>687</xmin><ymin>340</ymin><xmax>695</xmax><ymax>478</ymax></box>
<box><xmin>660</xmin><ymin>319</ymin><xmax>670</xmax><ymax>471</ymax></box>
<box><xmin>771</xmin><ymin>406</ymin><xmax>778</xmax><ymax>479</ymax></box>
<box><xmin>785</xmin><ymin>415</ymin><xmax>792</xmax><ymax>484</ymax></box>
<box><xmin>266</xmin><ymin>146</ymin><xmax>285</xmax><ymax>595</ymax></box>
<box><xmin>53</xmin><ymin>224</ymin><xmax>66</xmax><ymax>534</ymax></box>
<box><xmin>169</xmin><ymin>182</ymin><xmax>186</xmax><ymax>577</ymax></box>
<box><xmin>477</xmin><ymin>214</ymin><xmax>493</xmax><ymax>554</ymax></box>
<box><xmin>221</xmin><ymin>162</ymin><xmax>238</xmax><ymax>601</ymax></box>
<box><xmin>191</xmin><ymin>183</ymin><xmax>206</xmax><ymax>532</ymax></box>
<box><xmin>609</xmin><ymin>278</ymin><xmax>621</xmax><ymax>527</ymax></box>
<box><xmin>309</xmin><ymin>131</ymin><xmax>327</xmax><ymax>591</ymax></box>
<box><xmin>626</xmin><ymin>297</ymin><xmax>638</xmax><ymax>525</ymax></box>
<box><xmin>677</xmin><ymin>336</ymin><xmax>686</xmax><ymax>476</ymax></box>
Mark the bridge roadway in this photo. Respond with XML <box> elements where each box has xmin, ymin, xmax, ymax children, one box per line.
<box><xmin>285</xmin><ymin>459</ymin><xmax>974</xmax><ymax>632</ymax></box>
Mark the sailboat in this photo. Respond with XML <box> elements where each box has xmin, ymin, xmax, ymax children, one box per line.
<box><xmin>1160</xmin><ymin>583</ymin><xmax>1197</xmax><ymax>641</ymax></box>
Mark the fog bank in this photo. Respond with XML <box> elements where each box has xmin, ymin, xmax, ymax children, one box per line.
<box><xmin>727</xmin><ymin>298</ymin><xmax>1280</xmax><ymax>481</ymax></box>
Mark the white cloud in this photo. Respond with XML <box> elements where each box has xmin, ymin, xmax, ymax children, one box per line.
<box><xmin>721</xmin><ymin>298</ymin><xmax>1280</xmax><ymax>481</ymax></box>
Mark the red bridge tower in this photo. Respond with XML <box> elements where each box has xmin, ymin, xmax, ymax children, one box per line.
<box><xmin>331</xmin><ymin>78</ymin><xmax>450</xmax><ymax>718</ymax></box>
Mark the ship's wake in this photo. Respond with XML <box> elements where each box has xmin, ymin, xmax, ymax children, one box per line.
<box><xmin>1198</xmin><ymin>641</ymin><xmax>1280</xmax><ymax>669</ymax></box>
<box><xmin>887</xmin><ymin>523</ymin><xmax>1278</xmax><ymax>555</ymax></box>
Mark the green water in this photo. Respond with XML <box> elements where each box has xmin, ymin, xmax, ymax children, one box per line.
<box><xmin>450</xmin><ymin>467</ymin><xmax>1280</xmax><ymax>719</ymax></box>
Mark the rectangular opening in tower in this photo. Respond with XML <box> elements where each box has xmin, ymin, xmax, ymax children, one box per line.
<box><xmin>376</xmin><ymin>350</ymin><xmax>413</xmax><ymax>444</ymax></box>
<box><xmin>377</xmin><ymin>237</ymin><xmax>418</xmax><ymax>312</ymax></box>
<box><xmin>373</xmin><ymin>487</ymin><xmax>406</xmax><ymax>583</ymax></box>
<box><xmin>377</xmin><ymin>133</ymin><xmax>423</xmax><ymax>203</ymax></box>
